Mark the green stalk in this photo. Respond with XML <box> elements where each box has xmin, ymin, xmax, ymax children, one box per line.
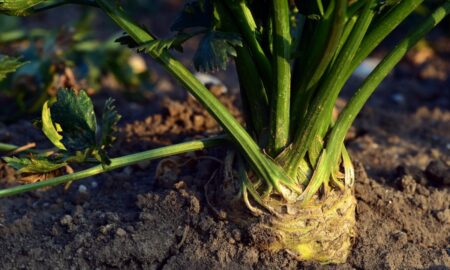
<box><xmin>222</xmin><ymin>0</ymin><xmax>273</xmax><ymax>93</ymax></box>
<box><xmin>235</xmin><ymin>47</ymin><xmax>269</xmax><ymax>140</ymax></box>
<box><xmin>286</xmin><ymin>0</ymin><xmax>375</xmax><ymax>177</ymax></box>
<box><xmin>300</xmin><ymin>1</ymin><xmax>450</xmax><ymax>202</ymax></box>
<box><xmin>94</xmin><ymin>0</ymin><xmax>297</xmax><ymax>197</ymax></box>
<box><xmin>213</xmin><ymin>0</ymin><xmax>269</xmax><ymax>141</ymax></box>
<box><xmin>291</xmin><ymin>0</ymin><xmax>347</xmax><ymax>131</ymax></box>
<box><xmin>0</xmin><ymin>143</ymin><xmax>18</xmax><ymax>152</ymax></box>
<box><xmin>302</xmin><ymin>0</ymin><xmax>346</xmax><ymax>97</ymax></box>
<box><xmin>0</xmin><ymin>137</ymin><xmax>226</xmax><ymax>198</ymax></box>
<box><xmin>270</xmin><ymin>0</ymin><xmax>292</xmax><ymax>154</ymax></box>
<box><xmin>346</xmin><ymin>0</ymin><xmax>424</xmax><ymax>78</ymax></box>
<box><xmin>332</xmin><ymin>12</ymin><xmax>358</xmax><ymax>63</ymax></box>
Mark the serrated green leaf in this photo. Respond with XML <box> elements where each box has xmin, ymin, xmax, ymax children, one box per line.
<box><xmin>41</xmin><ymin>101</ymin><xmax>66</xmax><ymax>150</ymax></box>
<box><xmin>116</xmin><ymin>34</ymin><xmax>139</xmax><ymax>48</ymax></box>
<box><xmin>0</xmin><ymin>55</ymin><xmax>27</xmax><ymax>81</ymax></box>
<box><xmin>4</xmin><ymin>156</ymin><xmax>66</xmax><ymax>174</ymax></box>
<box><xmin>193</xmin><ymin>31</ymin><xmax>243</xmax><ymax>72</ymax></box>
<box><xmin>97</xmin><ymin>98</ymin><xmax>121</xmax><ymax>165</ymax></box>
<box><xmin>100</xmin><ymin>98</ymin><xmax>121</xmax><ymax>149</ymax></box>
<box><xmin>116</xmin><ymin>26</ymin><xmax>154</xmax><ymax>49</ymax></box>
<box><xmin>136</xmin><ymin>32</ymin><xmax>193</xmax><ymax>55</ymax></box>
<box><xmin>170</xmin><ymin>0</ymin><xmax>213</xmax><ymax>32</ymax></box>
<box><xmin>0</xmin><ymin>0</ymin><xmax>46</xmax><ymax>16</ymax></box>
<box><xmin>51</xmin><ymin>89</ymin><xmax>97</xmax><ymax>151</ymax></box>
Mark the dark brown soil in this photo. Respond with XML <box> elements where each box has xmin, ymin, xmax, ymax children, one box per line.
<box><xmin>1</xmin><ymin>36</ymin><xmax>450</xmax><ymax>270</ymax></box>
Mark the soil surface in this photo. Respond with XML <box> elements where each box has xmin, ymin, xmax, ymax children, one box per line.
<box><xmin>1</xmin><ymin>26</ymin><xmax>450</xmax><ymax>270</ymax></box>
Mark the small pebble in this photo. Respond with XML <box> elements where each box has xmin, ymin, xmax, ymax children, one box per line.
<box><xmin>392</xmin><ymin>94</ymin><xmax>405</xmax><ymax>104</ymax></box>
<box><xmin>434</xmin><ymin>209</ymin><xmax>450</xmax><ymax>224</ymax></box>
<box><xmin>78</xmin><ymin>185</ymin><xmax>88</xmax><ymax>193</ymax></box>
<box><xmin>90</xmin><ymin>181</ymin><xmax>98</xmax><ymax>189</ymax></box>
<box><xmin>99</xmin><ymin>224</ymin><xmax>114</xmax><ymax>235</ymax></box>
<box><xmin>425</xmin><ymin>160</ymin><xmax>450</xmax><ymax>186</ymax></box>
<box><xmin>116</xmin><ymin>228</ymin><xmax>127</xmax><ymax>237</ymax></box>
<box><xmin>232</xmin><ymin>229</ymin><xmax>242</xmax><ymax>242</ymax></box>
<box><xmin>60</xmin><ymin>215</ymin><xmax>73</xmax><ymax>226</ymax></box>
<box><xmin>391</xmin><ymin>230</ymin><xmax>408</xmax><ymax>245</ymax></box>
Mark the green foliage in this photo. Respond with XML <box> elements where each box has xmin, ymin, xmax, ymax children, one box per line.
<box><xmin>4</xmin><ymin>88</ymin><xmax>121</xmax><ymax>174</ymax></box>
<box><xmin>51</xmin><ymin>89</ymin><xmax>97</xmax><ymax>151</ymax></box>
<box><xmin>0</xmin><ymin>12</ymin><xmax>154</xmax><ymax>120</ymax></box>
<box><xmin>194</xmin><ymin>31</ymin><xmax>243</xmax><ymax>72</ymax></box>
<box><xmin>0</xmin><ymin>0</ymin><xmax>448</xmax><ymax>218</ymax></box>
<box><xmin>41</xmin><ymin>100</ymin><xmax>66</xmax><ymax>150</ymax></box>
<box><xmin>100</xmin><ymin>98</ymin><xmax>121</xmax><ymax>150</ymax></box>
<box><xmin>3</xmin><ymin>156</ymin><xmax>66</xmax><ymax>174</ymax></box>
<box><xmin>0</xmin><ymin>55</ymin><xmax>27</xmax><ymax>81</ymax></box>
<box><xmin>136</xmin><ymin>32</ymin><xmax>194</xmax><ymax>54</ymax></box>
<box><xmin>117</xmin><ymin>0</ymin><xmax>243</xmax><ymax>72</ymax></box>
<box><xmin>0</xmin><ymin>0</ymin><xmax>46</xmax><ymax>16</ymax></box>
<box><xmin>170</xmin><ymin>0</ymin><xmax>213</xmax><ymax>31</ymax></box>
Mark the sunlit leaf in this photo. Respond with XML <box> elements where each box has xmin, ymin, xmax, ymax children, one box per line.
<box><xmin>41</xmin><ymin>101</ymin><xmax>66</xmax><ymax>150</ymax></box>
<box><xmin>0</xmin><ymin>0</ymin><xmax>46</xmax><ymax>16</ymax></box>
<box><xmin>4</xmin><ymin>156</ymin><xmax>66</xmax><ymax>174</ymax></box>
<box><xmin>0</xmin><ymin>55</ymin><xmax>27</xmax><ymax>81</ymax></box>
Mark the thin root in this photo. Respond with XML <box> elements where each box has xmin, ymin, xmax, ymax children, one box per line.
<box><xmin>242</xmin><ymin>186</ymin><xmax>264</xmax><ymax>216</ymax></box>
<box><xmin>204</xmin><ymin>169</ymin><xmax>226</xmax><ymax>219</ymax></box>
<box><xmin>176</xmin><ymin>226</ymin><xmax>190</xmax><ymax>249</ymax></box>
<box><xmin>64</xmin><ymin>165</ymin><xmax>75</xmax><ymax>191</ymax></box>
<box><xmin>6</xmin><ymin>142</ymin><xmax>36</xmax><ymax>155</ymax></box>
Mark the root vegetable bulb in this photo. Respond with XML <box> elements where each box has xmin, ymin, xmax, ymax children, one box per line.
<box><xmin>253</xmin><ymin>189</ymin><xmax>357</xmax><ymax>263</ymax></box>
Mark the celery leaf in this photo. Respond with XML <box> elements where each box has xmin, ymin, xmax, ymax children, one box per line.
<box><xmin>193</xmin><ymin>31</ymin><xmax>242</xmax><ymax>72</ymax></box>
<box><xmin>4</xmin><ymin>156</ymin><xmax>66</xmax><ymax>174</ymax></box>
<box><xmin>0</xmin><ymin>55</ymin><xmax>26</xmax><ymax>81</ymax></box>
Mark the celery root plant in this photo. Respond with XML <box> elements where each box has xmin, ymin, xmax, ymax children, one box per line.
<box><xmin>1</xmin><ymin>0</ymin><xmax>449</xmax><ymax>264</ymax></box>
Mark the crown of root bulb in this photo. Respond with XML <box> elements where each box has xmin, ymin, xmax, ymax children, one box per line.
<box><xmin>248</xmin><ymin>188</ymin><xmax>356</xmax><ymax>264</ymax></box>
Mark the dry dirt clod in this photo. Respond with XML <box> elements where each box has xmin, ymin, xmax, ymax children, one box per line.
<box><xmin>425</xmin><ymin>160</ymin><xmax>450</xmax><ymax>186</ymax></box>
<box><xmin>115</xmin><ymin>228</ymin><xmax>127</xmax><ymax>237</ymax></box>
<box><xmin>400</xmin><ymin>175</ymin><xmax>417</xmax><ymax>195</ymax></box>
<box><xmin>60</xmin><ymin>215</ymin><xmax>73</xmax><ymax>226</ymax></box>
<box><xmin>434</xmin><ymin>209</ymin><xmax>450</xmax><ymax>224</ymax></box>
